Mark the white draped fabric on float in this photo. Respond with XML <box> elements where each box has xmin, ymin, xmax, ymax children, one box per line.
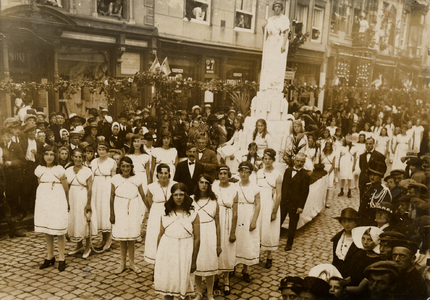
<box><xmin>282</xmin><ymin>175</ymin><xmax>329</xmax><ymax>230</ymax></box>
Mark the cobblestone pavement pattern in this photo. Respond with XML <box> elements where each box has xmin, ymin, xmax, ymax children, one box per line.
<box><xmin>0</xmin><ymin>188</ymin><xmax>357</xmax><ymax>299</ymax></box>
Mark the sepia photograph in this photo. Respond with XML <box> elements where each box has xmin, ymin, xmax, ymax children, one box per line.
<box><xmin>0</xmin><ymin>0</ymin><xmax>430</xmax><ymax>299</ymax></box>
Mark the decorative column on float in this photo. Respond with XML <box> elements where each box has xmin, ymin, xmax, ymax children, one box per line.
<box><xmin>242</xmin><ymin>0</ymin><xmax>292</xmax><ymax>167</ymax></box>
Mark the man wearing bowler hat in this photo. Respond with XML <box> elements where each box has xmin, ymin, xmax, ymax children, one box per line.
<box><xmin>359</xmin><ymin>160</ymin><xmax>391</xmax><ymax>225</ymax></box>
<box><xmin>20</xmin><ymin>123</ymin><xmax>43</xmax><ymax>214</ymax></box>
<box><xmin>359</xmin><ymin>137</ymin><xmax>386</xmax><ymax>199</ymax></box>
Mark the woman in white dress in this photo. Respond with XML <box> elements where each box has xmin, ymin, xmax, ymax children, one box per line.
<box><xmin>192</xmin><ymin>174</ymin><xmax>220</xmax><ymax>300</ymax></box>
<box><xmin>257</xmin><ymin>149</ymin><xmax>282</xmax><ymax>269</ymax></box>
<box><xmin>284</xmin><ymin>120</ymin><xmax>308</xmax><ymax>161</ymax></box>
<box><xmin>260</xmin><ymin>0</ymin><xmax>290</xmax><ymax>92</ymax></box>
<box><xmin>353</xmin><ymin>134</ymin><xmax>366</xmax><ymax>188</ymax></box>
<box><xmin>304</xmin><ymin>135</ymin><xmax>318</xmax><ymax>171</ymax></box>
<box><xmin>235</xmin><ymin>161</ymin><xmax>261</xmax><ymax>283</ymax></box>
<box><xmin>252</xmin><ymin>119</ymin><xmax>272</xmax><ymax>158</ymax></box>
<box><xmin>151</xmin><ymin>131</ymin><xmax>178</xmax><ymax>182</ymax></box>
<box><xmin>90</xmin><ymin>141</ymin><xmax>117</xmax><ymax>250</ymax></box>
<box><xmin>321</xmin><ymin>141</ymin><xmax>336</xmax><ymax>189</ymax></box>
<box><xmin>154</xmin><ymin>183</ymin><xmax>200</xmax><ymax>300</ymax></box>
<box><xmin>110</xmin><ymin>156</ymin><xmax>146</xmax><ymax>274</ymax></box>
<box><xmin>144</xmin><ymin>164</ymin><xmax>176</xmax><ymax>265</ymax></box>
<box><xmin>217</xmin><ymin>117</ymin><xmax>243</xmax><ymax>168</ymax></box>
<box><xmin>413</xmin><ymin>117</ymin><xmax>424</xmax><ymax>151</ymax></box>
<box><xmin>375</xmin><ymin>127</ymin><xmax>390</xmax><ymax>159</ymax></box>
<box><xmin>327</xmin><ymin>119</ymin><xmax>338</xmax><ymax>137</ymax></box>
<box><xmin>336</xmin><ymin>135</ymin><xmax>356</xmax><ymax>198</ymax></box>
<box><xmin>212</xmin><ymin>165</ymin><xmax>238</xmax><ymax>296</ymax></box>
<box><xmin>35</xmin><ymin>145</ymin><xmax>69</xmax><ymax>272</ymax></box>
<box><xmin>126</xmin><ymin>134</ymin><xmax>151</xmax><ymax>193</ymax></box>
<box><xmin>317</xmin><ymin>128</ymin><xmax>333</xmax><ymax>151</ymax></box>
<box><xmin>392</xmin><ymin>125</ymin><xmax>412</xmax><ymax>170</ymax></box>
<box><xmin>359</xmin><ymin>122</ymin><xmax>373</xmax><ymax>140</ymax></box>
<box><xmin>66</xmin><ymin>148</ymin><xmax>97</xmax><ymax>259</ymax></box>
<box><xmin>371</xmin><ymin>119</ymin><xmax>383</xmax><ymax>138</ymax></box>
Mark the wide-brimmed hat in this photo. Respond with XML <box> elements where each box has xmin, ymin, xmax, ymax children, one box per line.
<box><xmin>119</xmin><ymin>111</ymin><xmax>128</xmax><ymax>119</ymax></box>
<box><xmin>379</xmin><ymin>231</ymin><xmax>407</xmax><ymax>242</ymax></box>
<box><xmin>364</xmin><ymin>261</ymin><xmax>400</xmax><ymax>279</ymax></box>
<box><xmin>334</xmin><ymin>207</ymin><xmax>359</xmax><ymax>221</ymax></box>
<box><xmin>4</xmin><ymin>117</ymin><xmax>20</xmax><ymax>128</ymax></box>
<box><xmin>23</xmin><ymin>123</ymin><xmax>37</xmax><ymax>133</ymax></box>
<box><xmin>128</xmin><ymin>110</ymin><xmax>136</xmax><ymax>116</ymax></box>
<box><xmin>399</xmin><ymin>179</ymin><xmax>417</xmax><ymax>189</ymax></box>
<box><xmin>69</xmin><ymin>113</ymin><xmax>85</xmax><ymax>124</ymax></box>
<box><xmin>409</xmin><ymin>182</ymin><xmax>428</xmax><ymax>194</ymax></box>
<box><xmin>308</xmin><ymin>264</ymin><xmax>342</xmax><ymax>282</ymax></box>
<box><xmin>390</xmin><ymin>169</ymin><xmax>407</xmax><ymax>176</ymax></box>
<box><xmin>384</xmin><ymin>174</ymin><xmax>394</xmax><ymax>182</ymax></box>
<box><xmin>401</xmin><ymin>151</ymin><xmax>418</xmax><ymax>163</ymax></box>
<box><xmin>192</xmin><ymin>105</ymin><xmax>201</xmax><ymax>113</ymax></box>
<box><xmin>204</xmin><ymin>104</ymin><xmax>211</xmax><ymax>109</ymax></box>
<box><xmin>352</xmin><ymin>226</ymin><xmax>382</xmax><ymax>253</ymax></box>
<box><xmin>373</xmin><ymin>202</ymin><xmax>393</xmax><ymax>214</ymax></box>
<box><xmin>407</xmin><ymin>157</ymin><xmax>423</xmax><ymax>166</ymax></box>
<box><xmin>367</xmin><ymin>161</ymin><xmax>386</xmax><ymax>176</ymax></box>
<box><xmin>87</xmin><ymin>122</ymin><xmax>98</xmax><ymax>129</ymax></box>
<box><xmin>391</xmin><ymin>239</ymin><xmax>419</xmax><ymax>254</ymax></box>
<box><xmin>291</xmin><ymin>276</ymin><xmax>330</xmax><ymax>299</ymax></box>
<box><xmin>36</xmin><ymin>111</ymin><xmax>46</xmax><ymax>118</ymax></box>
<box><xmin>24</xmin><ymin>114</ymin><xmax>37</xmax><ymax>123</ymax></box>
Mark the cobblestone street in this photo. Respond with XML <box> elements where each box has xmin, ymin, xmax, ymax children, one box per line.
<box><xmin>0</xmin><ymin>188</ymin><xmax>358</xmax><ymax>300</ymax></box>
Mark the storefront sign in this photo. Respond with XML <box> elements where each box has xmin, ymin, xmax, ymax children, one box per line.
<box><xmin>172</xmin><ymin>68</ymin><xmax>183</xmax><ymax>73</ymax></box>
<box><xmin>121</xmin><ymin>53</ymin><xmax>141</xmax><ymax>75</ymax></box>
<box><xmin>205</xmin><ymin>59</ymin><xmax>215</xmax><ymax>74</ymax></box>
<box><xmin>9</xmin><ymin>52</ymin><xmax>26</xmax><ymax>63</ymax></box>
<box><xmin>285</xmin><ymin>71</ymin><xmax>295</xmax><ymax>80</ymax></box>
<box><xmin>233</xmin><ymin>73</ymin><xmax>242</xmax><ymax>77</ymax></box>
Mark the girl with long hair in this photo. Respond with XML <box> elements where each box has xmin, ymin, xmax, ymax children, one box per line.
<box><xmin>151</xmin><ymin>131</ymin><xmax>178</xmax><ymax>182</ymax></box>
<box><xmin>252</xmin><ymin>119</ymin><xmax>272</xmax><ymax>157</ymax></box>
<box><xmin>336</xmin><ymin>134</ymin><xmax>356</xmax><ymax>198</ymax></box>
<box><xmin>192</xmin><ymin>174</ymin><xmax>221</xmax><ymax>300</ymax></box>
<box><xmin>217</xmin><ymin>116</ymin><xmax>244</xmax><ymax>168</ymax></box>
<box><xmin>58</xmin><ymin>147</ymin><xmax>72</xmax><ymax>169</ymax></box>
<box><xmin>126</xmin><ymin>134</ymin><xmax>151</xmax><ymax>190</ymax></box>
<box><xmin>321</xmin><ymin>141</ymin><xmax>336</xmax><ymax>189</ymax></box>
<box><xmin>154</xmin><ymin>183</ymin><xmax>200</xmax><ymax>300</ymax></box>
<box><xmin>110</xmin><ymin>156</ymin><xmax>146</xmax><ymax>274</ymax></box>
<box><xmin>375</xmin><ymin>127</ymin><xmax>390</xmax><ymax>159</ymax></box>
<box><xmin>35</xmin><ymin>145</ymin><xmax>69</xmax><ymax>271</ymax></box>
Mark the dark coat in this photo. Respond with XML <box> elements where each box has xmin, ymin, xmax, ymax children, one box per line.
<box><xmin>1</xmin><ymin>141</ymin><xmax>24</xmax><ymax>170</ymax></box>
<box><xmin>19</xmin><ymin>138</ymin><xmax>44</xmax><ymax>164</ymax></box>
<box><xmin>358</xmin><ymin>150</ymin><xmax>386</xmax><ymax>189</ymax></box>
<box><xmin>174</xmin><ymin>160</ymin><xmax>204</xmax><ymax>195</ymax></box>
<box><xmin>331</xmin><ymin>230</ymin><xmax>361</xmax><ymax>278</ymax></box>
<box><xmin>196</xmin><ymin>148</ymin><xmax>218</xmax><ymax>181</ymax></box>
<box><xmin>281</xmin><ymin>167</ymin><xmax>310</xmax><ymax>210</ymax></box>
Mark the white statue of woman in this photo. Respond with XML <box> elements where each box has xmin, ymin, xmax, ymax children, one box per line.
<box><xmin>260</xmin><ymin>0</ymin><xmax>290</xmax><ymax>92</ymax></box>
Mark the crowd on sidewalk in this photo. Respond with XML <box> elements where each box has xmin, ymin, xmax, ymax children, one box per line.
<box><xmin>1</xmin><ymin>94</ymin><xmax>430</xmax><ymax>299</ymax></box>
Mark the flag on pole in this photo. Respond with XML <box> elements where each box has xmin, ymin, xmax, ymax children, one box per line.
<box><xmin>149</xmin><ymin>56</ymin><xmax>160</xmax><ymax>72</ymax></box>
<box><xmin>160</xmin><ymin>57</ymin><xmax>171</xmax><ymax>75</ymax></box>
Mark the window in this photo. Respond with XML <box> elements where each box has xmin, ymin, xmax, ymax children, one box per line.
<box><xmin>312</xmin><ymin>7</ymin><xmax>323</xmax><ymax>42</ymax></box>
<box><xmin>234</xmin><ymin>0</ymin><xmax>257</xmax><ymax>32</ymax></box>
<box><xmin>98</xmin><ymin>0</ymin><xmax>124</xmax><ymax>20</ymax></box>
<box><xmin>296</xmin><ymin>5</ymin><xmax>308</xmax><ymax>34</ymax></box>
<box><xmin>331</xmin><ymin>0</ymin><xmax>339</xmax><ymax>33</ymax></box>
<box><xmin>185</xmin><ymin>0</ymin><xmax>211</xmax><ymax>24</ymax></box>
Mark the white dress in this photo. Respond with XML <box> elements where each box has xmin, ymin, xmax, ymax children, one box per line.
<box><xmin>375</xmin><ymin>136</ymin><xmax>390</xmax><ymax>157</ymax></box>
<box><xmin>257</xmin><ymin>168</ymin><xmax>281</xmax><ymax>251</ymax></box>
<box><xmin>91</xmin><ymin>158</ymin><xmax>117</xmax><ymax>233</ymax></box>
<box><xmin>218</xmin><ymin>130</ymin><xmax>243</xmax><ymax>158</ymax></box>
<box><xmin>111</xmin><ymin>174</ymin><xmax>144</xmax><ymax>241</ymax></box>
<box><xmin>338</xmin><ymin>146</ymin><xmax>356</xmax><ymax>180</ymax></box>
<box><xmin>66</xmin><ymin>166</ymin><xmax>97</xmax><ymax>242</ymax></box>
<box><xmin>392</xmin><ymin>134</ymin><xmax>411</xmax><ymax>170</ymax></box>
<box><xmin>152</xmin><ymin>147</ymin><xmax>177</xmax><ymax>182</ymax></box>
<box><xmin>254</xmin><ymin>132</ymin><xmax>271</xmax><ymax>157</ymax></box>
<box><xmin>144</xmin><ymin>180</ymin><xmax>176</xmax><ymax>264</ymax></box>
<box><xmin>321</xmin><ymin>152</ymin><xmax>335</xmax><ymax>188</ymax></box>
<box><xmin>354</xmin><ymin>143</ymin><xmax>366</xmax><ymax>175</ymax></box>
<box><xmin>235</xmin><ymin>182</ymin><xmax>260</xmax><ymax>266</ymax></box>
<box><xmin>154</xmin><ymin>210</ymin><xmax>197</xmax><ymax>299</ymax></box>
<box><xmin>126</xmin><ymin>153</ymin><xmax>150</xmax><ymax>192</ymax></box>
<box><xmin>413</xmin><ymin>125</ymin><xmax>424</xmax><ymax>150</ymax></box>
<box><xmin>193</xmin><ymin>197</ymin><xmax>218</xmax><ymax>276</ymax></box>
<box><xmin>260</xmin><ymin>14</ymin><xmax>290</xmax><ymax>92</ymax></box>
<box><xmin>213</xmin><ymin>181</ymin><xmax>237</xmax><ymax>272</ymax></box>
<box><xmin>34</xmin><ymin>165</ymin><xmax>68</xmax><ymax>235</ymax></box>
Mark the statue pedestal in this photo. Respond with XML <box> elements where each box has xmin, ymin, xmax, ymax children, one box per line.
<box><xmin>241</xmin><ymin>90</ymin><xmax>292</xmax><ymax>169</ymax></box>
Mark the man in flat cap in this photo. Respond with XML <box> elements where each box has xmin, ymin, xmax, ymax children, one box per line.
<box><xmin>378</xmin><ymin>231</ymin><xmax>407</xmax><ymax>261</ymax></box>
<box><xmin>364</xmin><ymin>261</ymin><xmax>399</xmax><ymax>300</ymax></box>
<box><xmin>391</xmin><ymin>240</ymin><xmax>427</xmax><ymax>300</ymax></box>
<box><xmin>279</xmin><ymin>276</ymin><xmax>304</xmax><ymax>300</ymax></box>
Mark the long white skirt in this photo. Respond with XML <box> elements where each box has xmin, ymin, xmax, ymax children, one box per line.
<box><xmin>34</xmin><ymin>183</ymin><xmax>68</xmax><ymax>235</ymax></box>
<box><xmin>235</xmin><ymin>203</ymin><xmax>260</xmax><ymax>266</ymax></box>
<box><xmin>218</xmin><ymin>206</ymin><xmax>236</xmax><ymax>272</ymax></box>
<box><xmin>92</xmin><ymin>175</ymin><xmax>112</xmax><ymax>233</ymax></box>
<box><xmin>68</xmin><ymin>185</ymin><xmax>97</xmax><ymax>242</ymax></box>
<box><xmin>112</xmin><ymin>195</ymin><xmax>144</xmax><ymax>241</ymax></box>
<box><xmin>260</xmin><ymin>187</ymin><xmax>280</xmax><ymax>251</ymax></box>
<box><xmin>144</xmin><ymin>202</ymin><xmax>165</xmax><ymax>264</ymax></box>
<box><xmin>195</xmin><ymin>220</ymin><xmax>218</xmax><ymax>276</ymax></box>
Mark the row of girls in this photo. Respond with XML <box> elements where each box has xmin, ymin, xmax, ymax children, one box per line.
<box><xmin>34</xmin><ymin>139</ymin><xmax>283</xmax><ymax>300</ymax></box>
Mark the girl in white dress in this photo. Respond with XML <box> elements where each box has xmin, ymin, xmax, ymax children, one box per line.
<box><xmin>241</xmin><ymin>142</ymin><xmax>262</xmax><ymax>183</ymax></box>
<box><xmin>217</xmin><ymin>117</ymin><xmax>243</xmax><ymax>171</ymax></box>
<box><xmin>66</xmin><ymin>148</ymin><xmax>97</xmax><ymax>259</ymax></box>
<box><xmin>257</xmin><ymin>149</ymin><xmax>282</xmax><ymax>269</ymax></box>
<box><xmin>235</xmin><ymin>161</ymin><xmax>261</xmax><ymax>283</ymax></box>
<box><xmin>320</xmin><ymin>141</ymin><xmax>336</xmax><ymax>189</ymax></box>
<box><xmin>284</xmin><ymin>120</ymin><xmax>308</xmax><ymax>160</ymax></box>
<box><xmin>35</xmin><ymin>145</ymin><xmax>69</xmax><ymax>272</ymax></box>
<box><xmin>154</xmin><ymin>183</ymin><xmax>200</xmax><ymax>300</ymax></box>
<box><xmin>252</xmin><ymin>119</ymin><xmax>272</xmax><ymax>157</ymax></box>
<box><xmin>212</xmin><ymin>165</ymin><xmax>238</xmax><ymax>296</ymax></box>
<box><xmin>110</xmin><ymin>156</ymin><xmax>147</xmax><ymax>274</ymax></box>
<box><xmin>353</xmin><ymin>134</ymin><xmax>366</xmax><ymax>188</ymax></box>
<box><xmin>375</xmin><ymin>127</ymin><xmax>390</xmax><ymax>159</ymax></box>
<box><xmin>392</xmin><ymin>125</ymin><xmax>412</xmax><ymax>170</ymax></box>
<box><xmin>359</xmin><ymin>122</ymin><xmax>373</xmax><ymax>140</ymax></box>
<box><xmin>193</xmin><ymin>174</ymin><xmax>221</xmax><ymax>300</ymax></box>
<box><xmin>336</xmin><ymin>135</ymin><xmax>356</xmax><ymax>198</ymax></box>
<box><xmin>327</xmin><ymin>119</ymin><xmax>338</xmax><ymax>137</ymax></box>
<box><xmin>126</xmin><ymin>134</ymin><xmax>151</xmax><ymax>191</ymax></box>
<box><xmin>151</xmin><ymin>131</ymin><xmax>178</xmax><ymax>182</ymax></box>
<box><xmin>389</xmin><ymin>127</ymin><xmax>401</xmax><ymax>164</ymax></box>
<box><xmin>304</xmin><ymin>135</ymin><xmax>318</xmax><ymax>171</ymax></box>
<box><xmin>144</xmin><ymin>164</ymin><xmax>176</xmax><ymax>265</ymax></box>
<box><xmin>91</xmin><ymin>141</ymin><xmax>117</xmax><ymax>250</ymax></box>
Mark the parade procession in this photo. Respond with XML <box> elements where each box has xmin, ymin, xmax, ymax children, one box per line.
<box><xmin>1</xmin><ymin>0</ymin><xmax>430</xmax><ymax>299</ymax></box>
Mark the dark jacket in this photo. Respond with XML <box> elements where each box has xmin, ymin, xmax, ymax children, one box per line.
<box><xmin>358</xmin><ymin>150</ymin><xmax>386</xmax><ymax>189</ymax></box>
<box><xmin>19</xmin><ymin>138</ymin><xmax>44</xmax><ymax>165</ymax></box>
<box><xmin>331</xmin><ymin>230</ymin><xmax>361</xmax><ymax>278</ymax></box>
<box><xmin>174</xmin><ymin>160</ymin><xmax>204</xmax><ymax>195</ymax></box>
<box><xmin>281</xmin><ymin>167</ymin><xmax>310</xmax><ymax>210</ymax></box>
<box><xmin>196</xmin><ymin>148</ymin><xmax>218</xmax><ymax>181</ymax></box>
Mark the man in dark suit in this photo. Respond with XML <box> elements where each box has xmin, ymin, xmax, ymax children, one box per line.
<box><xmin>359</xmin><ymin>137</ymin><xmax>386</xmax><ymax>198</ymax></box>
<box><xmin>196</xmin><ymin>136</ymin><xmax>218</xmax><ymax>181</ymax></box>
<box><xmin>118</xmin><ymin>111</ymin><xmax>132</xmax><ymax>141</ymax></box>
<box><xmin>174</xmin><ymin>144</ymin><xmax>204</xmax><ymax>195</ymax></box>
<box><xmin>280</xmin><ymin>153</ymin><xmax>310</xmax><ymax>251</ymax></box>
<box><xmin>20</xmin><ymin>124</ymin><xmax>43</xmax><ymax>214</ymax></box>
<box><xmin>49</xmin><ymin>112</ymin><xmax>70</xmax><ymax>143</ymax></box>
